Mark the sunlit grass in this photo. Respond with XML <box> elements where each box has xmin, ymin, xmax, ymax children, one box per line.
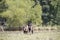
<box><xmin>0</xmin><ymin>31</ymin><xmax>60</xmax><ymax>40</ymax></box>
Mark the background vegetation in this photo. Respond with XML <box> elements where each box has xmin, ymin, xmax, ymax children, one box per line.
<box><xmin>0</xmin><ymin>0</ymin><xmax>42</xmax><ymax>27</ymax></box>
<box><xmin>0</xmin><ymin>0</ymin><xmax>60</xmax><ymax>28</ymax></box>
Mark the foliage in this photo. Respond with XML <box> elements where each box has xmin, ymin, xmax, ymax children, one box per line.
<box><xmin>0</xmin><ymin>0</ymin><xmax>60</xmax><ymax>27</ymax></box>
<box><xmin>51</xmin><ymin>0</ymin><xmax>60</xmax><ymax>25</ymax></box>
<box><xmin>0</xmin><ymin>0</ymin><xmax>42</xmax><ymax>27</ymax></box>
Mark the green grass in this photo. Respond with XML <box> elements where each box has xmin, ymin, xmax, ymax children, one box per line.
<box><xmin>0</xmin><ymin>31</ymin><xmax>60</xmax><ymax>40</ymax></box>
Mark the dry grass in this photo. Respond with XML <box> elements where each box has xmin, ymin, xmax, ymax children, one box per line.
<box><xmin>0</xmin><ymin>31</ymin><xmax>60</xmax><ymax>40</ymax></box>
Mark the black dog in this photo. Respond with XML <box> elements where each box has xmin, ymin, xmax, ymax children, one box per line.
<box><xmin>23</xmin><ymin>25</ymin><xmax>33</xmax><ymax>34</ymax></box>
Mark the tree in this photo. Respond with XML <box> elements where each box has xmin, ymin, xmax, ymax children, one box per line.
<box><xmin>0</xmin><ymin>0</ymin><xmax>42</xmax><ymax>28</ymax></box>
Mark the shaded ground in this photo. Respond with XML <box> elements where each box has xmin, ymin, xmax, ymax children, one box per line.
<box><xmin>0</xmin><ymin>31</ymin><xmax>60</xmax><ymax>40</ymax></box>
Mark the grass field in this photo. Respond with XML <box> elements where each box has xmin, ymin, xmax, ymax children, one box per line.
<box><xmin>0</xmin><ymin>31</ymin><xmax>60</xmax><ymax>40</ymax></box>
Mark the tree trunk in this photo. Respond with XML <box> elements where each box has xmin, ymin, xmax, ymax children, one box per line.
<box><xmin>0</xmin><ymin>26</ymin><xmax>4</xmax><ymax>32</ymax></box>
